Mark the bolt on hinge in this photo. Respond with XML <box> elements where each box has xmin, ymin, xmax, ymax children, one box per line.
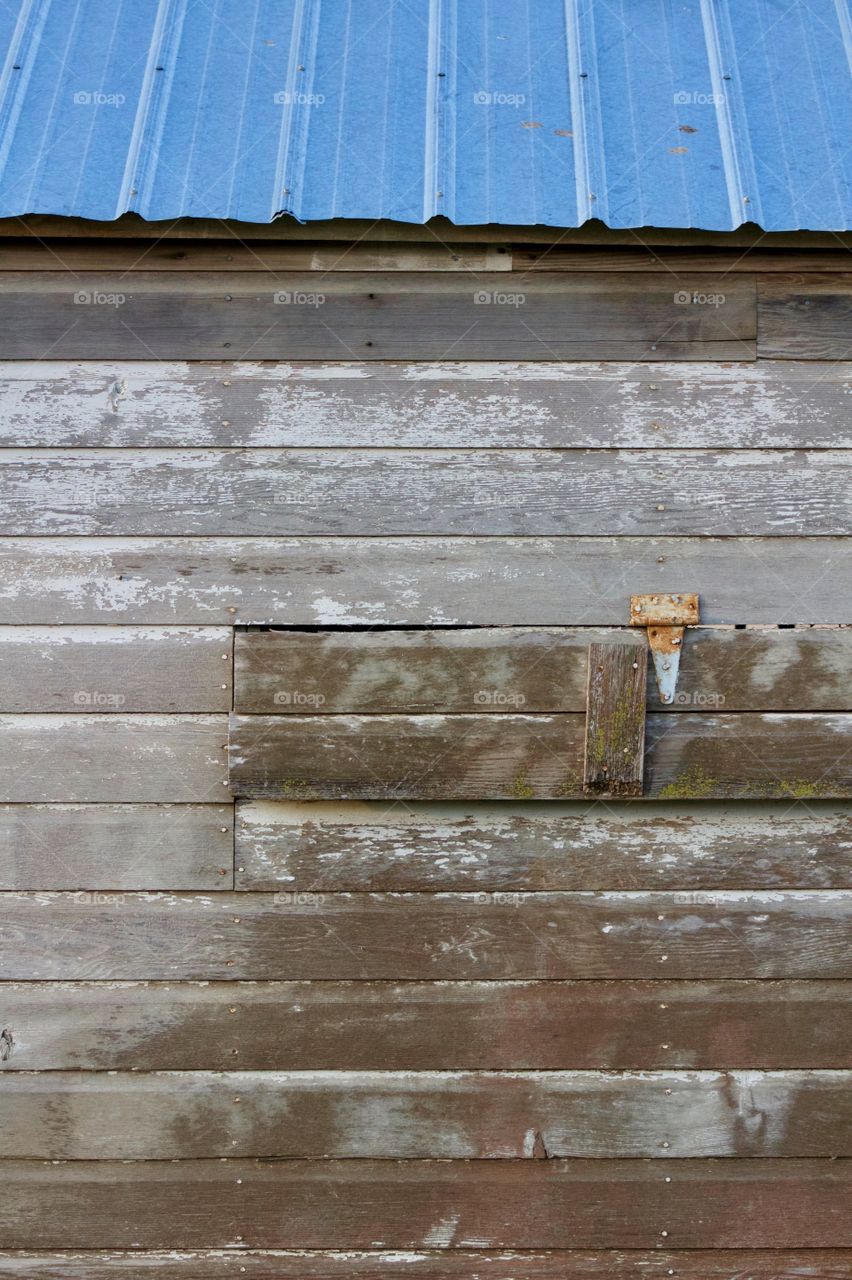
<box><xmin>630</xmin><ymin>593</ymin><xmax>700</xmax><ymax>705</ymax></box>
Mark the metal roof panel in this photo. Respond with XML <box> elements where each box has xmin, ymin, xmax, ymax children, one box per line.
<box><xmin>0</xmin><ymin>0</ymin><xmax>849</xmax><ymax>230</ymax></box>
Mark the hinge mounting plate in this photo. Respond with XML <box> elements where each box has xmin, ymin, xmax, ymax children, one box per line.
<box><xmin>630</xmin><ymin>593</ymin><xmax>699</xmax><ymax>705</ymax></box>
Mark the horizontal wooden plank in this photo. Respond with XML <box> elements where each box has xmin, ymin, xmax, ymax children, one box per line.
<box><xmin>519</xmin><ymin>248</ymin><xmax>852</xmax><ymax>273</ymax></box>
<box><xmin>0</xmin><ymin>272</ymin><xmax>755</xmax><ymax>361</ymax></box>
<box><xmin>1</xmin><ymin>891</ymin><xmax>846</xmax><ymax>980</ymax></box>
<box><xmin>2</xmin><ymin>361</ymin><xmax>850</xmax><ymax>449</ymax></box>
<box><xmin>228</xmin><ymin>713</ymin><xmax>852</xmax><ymax>800</ymax></box>
<box><xmin>5</xmin><ymin>538</ymin><xmax>850</xmax><ymax>625</ymax></box>
<box><xmin>234</xmin><ymin>627</ymin><xmax>852</xmax><ymax>715</ymax></box>
<box><xmin>0</xmin><ymin>716</ymin><xmax>227</xmax><ymax>802</ymax></box>
<box><xmin>235</xmin><ymin>801</ymin><xmax>852</xmax><ymax>890</ymax></box>
<box><xmin>3</xmin><ymin>1070</ymin><xmax>847</xmax><ymax>1159</ymax></box>
<box><xmin>4</xmin><ymin>979</ymin><xmax>848</xmax><ymax>1071</ymax></box>
<box><xmin>0</xmin><ymin>627</ymin><xmax>231</xmax><ymax>712</ymax></box>
<box><xmin>1</xmin><ymin>1159</ymin><xmax>848</xmax><ymax>1248</ymax></box>
<box><xmin>0</xmin><ymin>240</ymin><xmax>511</xmax><ymax>272</ymax></box>
<box><xmin>5</xmin><ymin>449</ymin><xmax>848</xmax><ymax>536</ymax></box>
<box><xmin>0</xmin><ymin>1252</ymin><xmax>848</xmax><ymax>1280</ymax></box>
<box><xmin>759</xmin><ymin>276</ymin><xmax>852</xmax><ymax>359</ymax></box>
<box><xmin>0</xmin><ymin>804</ymin><xmax>233</xmax><ymax>890</ymax></box>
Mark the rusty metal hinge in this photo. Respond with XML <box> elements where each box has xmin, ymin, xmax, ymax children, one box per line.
<box><xmin>630</xmin><ymin>593</ymin><xmax>700</xmax><ymax>705</ymax></box>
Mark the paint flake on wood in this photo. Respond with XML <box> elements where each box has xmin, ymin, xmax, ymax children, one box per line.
<box><xmin>583</xmin><ymin>644</ymin><xmax>647</xmax><ymax>796</ymax></box>
<box><xmin>6</xmin><ymin>538</ymin><xmax>852</xmax><ymax>625</ymax></box>
<box><xmin>1</xmin><ymin>360</ymin><xmax>850</xmax><ymax>449</ymax></box>
<box><xmin>5</xmin><ymin>448</ymin><xmax>850</xmax><ymax>536</ymax></box>
<box><xmin>234</xmin><ymin>800</ymin><xmax>852</xmax><ymax>890</ymax></box>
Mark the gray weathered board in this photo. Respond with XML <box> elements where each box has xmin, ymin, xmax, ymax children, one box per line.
<box><xmin>758</xmin><ymin>275</ymin><xmax>852</xmax><ymax>359</ymax></box>
<box><xmin>0</xmin><ymin>1250</ymin><xmax>846</xmax><ymax>1280</ymax></box>
<box><xmin>1</xmin><ymin>891</ymin><xmax>847</xmax><ymax>980</ymax></box>
<box><xmin>228</xmin><ymin>712</ymin><xmax>852</xmax><ymax>800</ymax></box>
<box><xmin>0</xmin><ymin>805</ymin><xmax>233</xmax><ymax>891</ymax></box>
<box><xmin>5</xmin><ymin>538</ymin><xmax>850</xmax><ymax>624</ymax></box>
<box><xmin>1</xmin><ymin>1159</ymin><xmax>848</xmax><ymax>1248</ymax></box>
<box><xmin>0</xmin><ymin>627</ymin><xmax>231</xmax><ymax>712</ymax></box>
<box><xmin>0</xmin><ymin>716</ymin><xmax>227</xmax><ymax>802</ymax></box>
<box><xmin>0</xmin><ymin>273</ymin><xmax>755</xmax><ymax>360</ymax></box>
<box><xmin>234</xmin><ymin>627</ymin><xmax>852</xmax><ymax>714</ymax></box>
<box><xmin>3</xmin><ymin>980</ymin><xmax>848</xmax><ymax>1071</ymax></box>
<box><xmin>234</xmin><ymin>801</ymin><xmax>852</xmax><ymax>889</ymax></box>
<box><xmin>2</xmin><ymin>361</ymin><xmax>849</xmax><ymax>449</ymax></box>
<box><xmin>2</xmin><ymin>1070</ymin><xmax>847</xmax><ymax>1159</ymax></box>
<box><xmin>4</xmin><ymin>449</ymin><xmax>850</xmax><ymax>535</ymax></box>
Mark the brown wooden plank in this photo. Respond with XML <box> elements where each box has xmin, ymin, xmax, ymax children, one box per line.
<box><xmin>5</xmin><ymin>538</ymin><xmax>850</xmax><ymax>626</ymax></box>
<box><xmin>0</xmin><ymin>804</ymin><xmax>233</xmax><ymax>890</ymax></box>
<box><xmin>228</xmin><ymin>713</ymin><xmax>852</xmax><ymax>800</ymax></box>
<box><xmin>3</xmin><ymin>1069</ymin><xmax>847</xmax><ymax>1160</ymax></box>
<box><xmin>3</xmin><ymin>361</ymin><xmax>850</xmax><ymax>450</ymax></box>
<box><xmin>0</xmin><ymin>273</ymin><xmax>755</xmax><ymax>361</ymax></box>
<box><xmin>7</xmin><ymin>448</ymin><xmax>849</xmax><ymax>536</ymax></box>
<box><xmin>0</xmin><ymin>240</ymin><xmax>511</xmax><ymax>272</ymax></box>
<box><xmin>234</xmin><ymin>627</ymin><xmax>852</xmax><ymax>715</ymax></box>
<box><xmin>0</xmin><ymin>626</ymin><xmax>231</xmax><ymax>712</ymax></box>
<box><xmin>583</xmin><ymin>644</ymin><xmax>646</xmax><ymax>796</ymax></box>
<box><xmin>759</xmin><ymin>275</ymin><xmax>852</xmax><ymax>359</ymax></box>
<box><xmin>0</xmin><ymin>891</ymin><xmax>846</xmax><ymax>980</ymax></box>
<box><xmin>236</xmin><ymin>799</ymin><xmax>852</xmax><ymax>890</ymax></box>
<box><xmin>0</xmin><ymin>716</ymin><xmax>228</xmax><ymax>802</ymax></box>
<box><xmin>3</xmin><ymin>980</ymin><xmax>848</xmax><ymax>1071</ymax></box>
<box><xmin>0</xmin><ymin>1159</ymin><xmax>848</xmax><ymax>1248</ymax></box>
<box><xmin>0</xmin><ymin>1250</ymin><xmax>848</xmax><ymax>1280</ymax></box>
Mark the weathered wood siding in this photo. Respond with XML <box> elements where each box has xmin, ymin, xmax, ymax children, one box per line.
<box><xmin>1</xmin><ymin>241</ymin><xmax>850</xmax><ymax>1277</ymax></box>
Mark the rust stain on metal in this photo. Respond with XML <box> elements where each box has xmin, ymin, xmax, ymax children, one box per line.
<box><xmin>630</xmin><ymin>593</ymin><xmax>700</xmax><ymax>627</ymax></box>
<box><xmin>631</xmin><ymin>594</ymin><xmax>700</xmax><ymax>705</ymax></box>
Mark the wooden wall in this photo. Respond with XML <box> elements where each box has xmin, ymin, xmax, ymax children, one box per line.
<box><xmin>0</xmin><ymin>236</ymin><xmax>850</xmax><ymax>1278</ymax></box>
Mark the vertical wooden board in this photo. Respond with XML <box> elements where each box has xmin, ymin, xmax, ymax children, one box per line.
<box><xmin>0</xmin><ymin>1159</ymin><xmax>848</xmax><ymax>1248</ymax></box>
<box><xmin>0</xmin><ymin>805</ymin><xmax>233</xmax><ymax>890</ymax></box>
<box><xmin>0</xmin><ymin>627</ymin><xmax>232</xmax><ymax>712</ymax></box>
<box><xmin>0</xmin><ymin>716</ymin><xmax>228</xmax><ymax>802</ymax></box>
<box><xmin>584</xmin><ymin>644</ymin><xmax>647</xmax><ymax>795</ymax></box>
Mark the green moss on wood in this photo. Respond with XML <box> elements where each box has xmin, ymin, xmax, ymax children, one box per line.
<box><xmin>659</xmin><ymin>767</ymin><xmax>718</xmax><ymax>799</ymax></box>
<box><xmin>511</xmin><ymin>774</ymin><xmax>535</xmax><ymax>800</ymax></box>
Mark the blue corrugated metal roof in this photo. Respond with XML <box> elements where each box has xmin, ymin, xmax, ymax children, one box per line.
<box><xmin>0</xmin><ymin>0</ymin><xmax>850</xmax><ymax>230</ymax></box>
